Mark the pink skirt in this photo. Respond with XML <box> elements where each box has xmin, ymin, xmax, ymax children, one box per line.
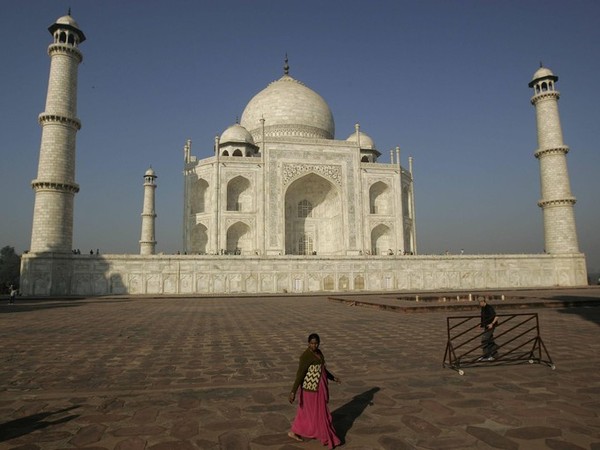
<box><xmin>291</xmin><ymin>367</ymin><xmax>341</xmax><ymax>448</ymax></box>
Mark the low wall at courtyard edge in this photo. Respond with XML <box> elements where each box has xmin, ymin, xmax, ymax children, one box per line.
<box><xmin>19</xmin><ymin>253</ymin><xmax>588</xmax><ymax>296</ymax></box>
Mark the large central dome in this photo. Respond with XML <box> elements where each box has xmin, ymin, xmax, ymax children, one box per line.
<box><xmin>240</xmin><ymin>74</ymin><xmax>335</xmax><ymax>140</ymax></box>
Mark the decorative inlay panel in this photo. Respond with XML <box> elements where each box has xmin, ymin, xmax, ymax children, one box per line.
<box><xmin>282</xmin><ymin>163</ymin><xmax>342</xmax><ymax>187</ymax></box>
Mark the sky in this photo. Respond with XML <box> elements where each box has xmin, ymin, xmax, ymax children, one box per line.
<box><xmin>1</xmin><ymin>0</ymin><xmax>599</xmax><ymax>276</ymax></box>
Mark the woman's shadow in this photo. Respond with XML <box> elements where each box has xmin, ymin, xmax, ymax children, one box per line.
<box><xmin>332</xmin><ymin>387</ymin><xmax>380</xmax><ymax>443</ymax></box>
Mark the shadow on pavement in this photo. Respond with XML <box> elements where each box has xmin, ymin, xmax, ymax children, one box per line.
<box><xmin>0</xmin><ymin>299</ymin><xmax>128</xmax><ymax>314</ymax></box>
<box><xmin>332</xmin><ymin>387</ymin><xmax>380</xmax><ymax>443</ymax></box>
<box><xmin>0</xmin><ymin>406</ymin><xmax>80</xmax><ymax>442</ymax></box>
<box><xmin>555</xmin><ymin>303</ymin><xmax>600</xmax><ymax>327</ymax></box>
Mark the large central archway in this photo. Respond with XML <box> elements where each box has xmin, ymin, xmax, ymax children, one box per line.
<box><xmin>284</xmin><ymin>173</ymin><xmax>343</xmax><ymax>255</ymax></box>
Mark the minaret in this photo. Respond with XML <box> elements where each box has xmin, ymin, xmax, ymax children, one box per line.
<box><xmin>140</xmin><ymin>168</ymin><xmax>157</xmax><ymax>255</ymax></box>
<box><xmin>529</xmin><ymin>66</ymin><xmax>579</xmax><ymax>254</ymax></box>
<box><xmin>30</xmin><ymin>13</ymin><xmax>85</xmax><ymax>253</ymax></box>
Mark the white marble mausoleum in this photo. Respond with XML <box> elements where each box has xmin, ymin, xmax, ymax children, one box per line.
<box><xmin>20</xmin><ymin>13</ymin><xmax>588</xmax><ymax>296</ymax></box>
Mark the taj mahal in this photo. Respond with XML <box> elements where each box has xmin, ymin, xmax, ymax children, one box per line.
<box><xmin>20</xmin><ymin>13</ymin><xmax>587</xmax><ymax>296</ymax></box>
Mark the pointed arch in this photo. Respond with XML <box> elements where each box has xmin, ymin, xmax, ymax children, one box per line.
<box><xmin>371</xmin><ymin>224</ymin><xmax>392</xmax><ymax>255</ymax></box>
<box><xmin>369</xmin><ymin>181</ymin><xmax>391</xmax><ymax>215</ymax></box>
<box><xmin>226</xmin><ymin>221</ymin><xmax>251</xmax><ymax>255</ymax></box>
<box><xmin>192</xmin><ymin>178</ymin><xmax>209</xmax><ymax>214</ymax></box>
<box><xmin>284</xmin><ymin>172</ymin><xmax>343</xmax><ymax>255</ymax></box>
<box><xmin>227</xmin><ymin>176</ymin><xmax>251</xmax><ymax>212</ymax></box>
<box><xmin>191</xmin><ymin>223</ymin><xmax>208</xmax><ymax>254</ymax></box>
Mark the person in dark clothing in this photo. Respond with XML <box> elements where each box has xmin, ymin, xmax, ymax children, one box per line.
<box><xmin>478</xmin><ymin>297</ymin><xmax>499</xmax><ymax>361</ymax></box>
<box><xmin>8</xmin><ymin>284</ymin><xmax>17</xmax><ymax>304</ymax></box>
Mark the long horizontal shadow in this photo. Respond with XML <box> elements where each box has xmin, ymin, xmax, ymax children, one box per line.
<box><xmin>0</xmin><ymin>406</ymin><xmax>80</xmax><ymax>442</ymax></box>
<box><xmin>332</xmin><ymin>386</ymin><xmax>380</xmax><ymax>443</ymax></box>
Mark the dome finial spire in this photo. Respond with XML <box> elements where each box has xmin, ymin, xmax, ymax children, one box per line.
<box><xmin>539</xmin><ymin>61</ymin><xmax>543</xmax><ymax>68</ymax></box>
<box><xmin>68</xmin><ymin>6</ymin><xmax>71</xmax><ymax>15</ymax></box>
<box><xmin>284</xmin><ymin>53</ymin><xmax>289</xmax><ymax>75</ymax></box>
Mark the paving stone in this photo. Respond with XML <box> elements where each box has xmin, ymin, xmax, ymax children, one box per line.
<box><xmin>250</xmin><ymin>433</ymin><xmax>293</xmax><ymax>445</ymax></box>
<box><xmin>169</xmin><ymin>419</ymin><xmax>198</xmax><ymax>440</ymax></box>
<box><xmin>447</xmin><ymin>399</ymin><xmax>484</xmax><ymax>408</ymax></box>
<box><xmin>251</xmin><ymin>390</ymin><xmax>276</xmax><ymax>404</ymax></box>
<box><xmin>401</xmin><ymin>415</ymin><xmax>442</xmax><ymax>436</ymax></box>
<box><xmin>192</xmin><ymin>439</ymin><xmax>219</xmax><ymax>450</ymax></box>
<box><xmin>392</xmin><ymin>391</ymin><xmax>437</xmax><ymax>400</ymax></box>
<box><xmin>378</xmin><ymin>435</ymin><xmax>416</xmax><ymax>449</ymax></box>
<box><xmin>114</xmin><ymin>437</ymin><xmax>147</xmax><ymax>450</ymax></box>
<box><xmin>352</xmin><ymin>424</ymin><xmax>400</xmax><ymax>435</ymax></box>
<box><xmin>28</xmin><ymin>430</ymin><xmax>73</xmax><ymax>442</ymax></box>
<box><xmin>434</xmin><ymin>414</ymin><xmax>484</xmax><ymax>426</ymax></box>
<box><xmin>466</xmin><ymin>425</ymin><xmax>519</xmax><ymax>449</ymax></box>
<box><xmin>68</xmin><ymin>423</ymin><xmax>107</xmax><ymax>446</ymax></box>
<box><xmin>545</xmin><ymin>417</ymin><xmax>600</xmax><ymax>439</ymax></box>
<box><xmin>545</xmin><ymin>438</ymin><xmax>587</xmax><ymax>450</ymax></box>
<box><xmin>217</xmin><ymin>430</ymin><xmax>250</xmax><ymax>450</ymax></box>
<box><xmin>547</xmin><ymin>400</ymin><xmax>598</xmax><ymax>417</ymax></box>
<box><xmin>505</xmin><ymin>425</ymin><xmax>562</xmax><ymax>439</ymax></box>
<box><xmin>131</xmin><ymin>407</ymin><xmax>159</xmax><ymax>423</ymax></box>
<box><xmin>414</xmin><ymin>435</ymin><xmax>480</xmax><ymax>449</ymax></box>
<box><xmin>260</xmin><ymin>412</ymin><xmax>290</xmax><ymax>432</ymax></box>
<box><xmin>419</xmin><ymin>399</ymin><xmax>455</xmax><ymax>416</ymax></box>
<box><xmin>148</xmin><ymin>441</ymin><xmax>197</xmax><ymax>450</ymax></box>
<box><xmin>199</xmin><ymin>418</ymin><xmax>256</xmax><ymax>431</ymax></box>
<box><xmin>492</xmin><ymin>382</ymin><xmax>529</xmax><ymax>394</ymax></box>
<box><xmin>479</xmin><ymin>408</ymin><xmax>522</xmax><ymax>427</ymax></box>
<box><xmin>112</xmin><ymin>425</ymin><xmax>166</xmax><ymax>437</ymax></box>
<box><xmin>78</xmin><ymin>414</ymin><xmax>129</xmax><ymax>424</ymax></box>
<box><xmin>6</xmin><ymin>445</ymin><xmax>41</xmax><ymax>450</ymax></box>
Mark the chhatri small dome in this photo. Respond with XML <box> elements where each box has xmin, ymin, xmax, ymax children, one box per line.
<box><xmin>347</xmin><ymin>130</ymin><xmax>375</xmax><ymax>149</ymax></box>
<box><xmin>49</xmin><ymin>12</ymin><xmax>86</xmax><ymax>42</ymax></box>
<box><xmin>145</xmin><ymin>167</ymin><xmax>156</xmax><ymax>177</ymax></box>
<box><xmin>531</xmin><ymin>66</ymin><xmax>554</xmax><ymax>80</ymax></box>
<box><xmin>56</xmin><ymin>14</ymin><xmax>81</xmax><ymax>28</ymax></box>
<box><xmin>240</xmin><ymin>70</ymin><xmax>335</xmax><ymax>140</ymax></box>
<box><xmin>529</xmin><ymin>65</ymin><xmax>558</xmax><ymax>87</ymax></box>
<box><xmin>220</xmin><ymin>123</ymin><xmax>255</xmax><ymax>145</ymax></box>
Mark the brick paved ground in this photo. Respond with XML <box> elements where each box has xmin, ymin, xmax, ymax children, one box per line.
<box><xmin>1</xmin><ymin>288</ymin><xmax>599</xmax><ymax>449</ymax></box>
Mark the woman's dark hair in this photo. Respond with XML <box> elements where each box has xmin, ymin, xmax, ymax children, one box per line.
<box><xmin>308</xmin><ymin>333</ymin><xmax>320</xmax><ymax>343</ymax></box>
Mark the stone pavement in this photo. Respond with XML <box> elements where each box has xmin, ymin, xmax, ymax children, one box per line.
<box><xmin>0</xmin><ymin>288</ymin><xmax>599</xmax><ymax>449</ymax></box>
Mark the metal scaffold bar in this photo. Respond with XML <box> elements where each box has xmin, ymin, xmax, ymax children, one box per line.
<box><xmin>443</xmin><ymin>313</ymin><xmax>555</xmax><ymax>375</ymax></box>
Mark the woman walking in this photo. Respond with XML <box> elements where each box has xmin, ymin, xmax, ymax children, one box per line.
<box><xmin>288</xmin><ymin>333</ymin><xmax>341</xmax><ymax>448</ymax></box>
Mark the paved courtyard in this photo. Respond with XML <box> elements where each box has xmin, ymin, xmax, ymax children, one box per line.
<box><xmin>1</xmin><ymin>288</ymin><xmax>599</xmax><ymax>449</ymax></box>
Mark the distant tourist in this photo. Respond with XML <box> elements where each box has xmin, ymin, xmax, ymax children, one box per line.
<box><xmin>8</xmin><ymin>284</ymin><xmax>17</xmax><ymax>304</ymax></box>
<box><xmin>288</xmin><ymin>333</ymin><xmax>341</xmax><ymax>448</ymax></box>
<box><xmin>478</xmin><ymin>297</ymin><xmax>499</xmax><ymax>361</ymax></box>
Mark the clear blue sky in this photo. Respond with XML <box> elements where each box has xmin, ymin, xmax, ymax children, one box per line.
<box><xmin>1</xmin><ymin>1</ymin><xmax>599</xmax><ymax>275</ymax></box>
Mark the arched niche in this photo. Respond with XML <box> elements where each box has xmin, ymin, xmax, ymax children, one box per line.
<box><xmin>369</xmin><ymin>181</ymin><xmax>391</xmax><ymax>215</ymax></box>
<box><xmin>284</xmin><ymin>173</ymin><xmax>342</xmax><ymax>255</ymax></box>
<box><xmin>227</xmin><ymin>176</ymin><xmax>251</xmax><ymax>212</ymax></box>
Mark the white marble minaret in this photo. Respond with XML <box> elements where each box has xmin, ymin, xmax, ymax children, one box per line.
<box><xmin>140</xmin><ymin>168</ymin><xmax>157</xmax><ymax>255</ymax></box>
<box><xmin>529</xmin><ymin>66</ymin><xmax>579</xmax><ymax>254</ymax></box>
<box><xmin>30</xmin><ymin>13</ymin><xmax>85</xmax><ymax>253</ymax></box>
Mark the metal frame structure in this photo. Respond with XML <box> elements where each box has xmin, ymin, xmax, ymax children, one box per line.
<box><xmin>443</xmin><ymin>313</ymin><xmax>555</xmax><ymax>375</ymax></box>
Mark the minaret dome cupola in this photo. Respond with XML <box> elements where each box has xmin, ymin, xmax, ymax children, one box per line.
<box><xmin>48</xmin><ymin>13</ymin><xmax>86</xmax><ymax>46</ymax></box>
<box><xmin>528</xmin><ymin>65</ymin><xmax>558</xmax><ymax>95</ymax></box>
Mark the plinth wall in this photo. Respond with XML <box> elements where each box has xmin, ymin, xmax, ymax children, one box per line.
<box><xmin>20</xmin><ymin>253</ymin><xmax>588</xmax><ymax>296</ymax></box>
